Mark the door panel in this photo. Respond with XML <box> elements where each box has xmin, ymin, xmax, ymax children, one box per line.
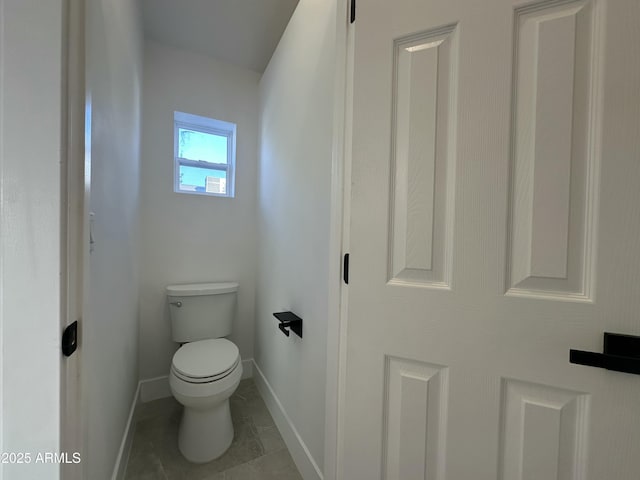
<box><xmin>389</xmin><ymin>24</ymin><xmax>458</xmax><ymax>288</ymax></box>
<box><xmin>507</xmin><ymin>0</ymin><xmax>599</xmax><ymax>300</ymax></box>
<box><xmin>342</xmin><ymin>0</ymin><xmax>640</xmax><ymax>479</ymax></box>
<box><xmin>499</xmin><ymin>379</ymin><xmax>589</xmax><ymax>480</ymax></box>
<box><xmin>382</xmin><ymin>358</ymin><xmax>448</xmax><ymax>480</ymax></box>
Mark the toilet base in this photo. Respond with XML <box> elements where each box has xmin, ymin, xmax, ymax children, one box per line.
<box><xmin>178</xmin><ymin>399</ymin><xmax>234</xmax><ymax>463</ymax></box>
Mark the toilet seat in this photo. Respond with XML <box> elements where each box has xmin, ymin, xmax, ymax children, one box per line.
<box><xmin>172</xmin><ymin>357</ymin><xmax>240</xmax><ymax>384</ymax></box>
<box><xmin>172</xmin><ymin>338</ymin><xmax>240</xmax><ymax>384</ymax></box>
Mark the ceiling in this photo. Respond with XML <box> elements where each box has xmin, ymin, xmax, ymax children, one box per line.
<box><xmin>140</xmin><ymin>0</ymin><xmax>300</xmax><ymax>73</ymax></box>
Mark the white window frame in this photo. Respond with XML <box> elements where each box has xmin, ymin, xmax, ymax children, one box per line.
<box><xmin>173</xmin><ymin>111</ymin><xmax>237</xmax><ymax>198</ymax></box>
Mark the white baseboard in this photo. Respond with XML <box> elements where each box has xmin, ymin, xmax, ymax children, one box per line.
<box><xmin>139</xmin><ymin>375</ymin><xmax>172</xmax><ymax>403</ymax></box>
<box><xmin>252</xmin><ymin>360</ymin><xmax>323</xmax><ymax>480</ymax></box>
<box><xmin>111</xmin><ymin>382</ymin><xmax>140</xmax><ymax>480</ymax></box>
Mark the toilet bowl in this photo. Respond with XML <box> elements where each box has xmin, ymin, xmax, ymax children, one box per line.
<box><xmin>169</xmin><ymin>338</ymin><xmax>243</xmax><ymax>463</ymax></box>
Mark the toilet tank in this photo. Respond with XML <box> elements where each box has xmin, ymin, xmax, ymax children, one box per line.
<box><xmin>166</xmin><ymin>282</ymin><xmax>238</xmax><ymax>343</ymax></box>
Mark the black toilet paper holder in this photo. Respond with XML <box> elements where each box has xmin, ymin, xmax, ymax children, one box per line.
<box><xmin>273</xmin><ymin>311</ymin><xmax>303</xmax><ymax>338</ymax></box>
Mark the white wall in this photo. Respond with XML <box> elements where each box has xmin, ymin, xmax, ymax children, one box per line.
<box><xmin>257</xmin><ymin>0</ymin><xmax>336</xmax><ymax>473</ymax></box>
<box><xmin>0</xmin><ymin>1</ymin><xmax>65</xmax><ymax>478</ymax></box>
<box><xmin>84</xmin><ymin>0</ymin><xmax>143</xmax><ymax>477</ymax></box>
<box><xmin>138</xmin><ymin>41</ymin><xmax>260</xmax><ymax>381</ymax></box>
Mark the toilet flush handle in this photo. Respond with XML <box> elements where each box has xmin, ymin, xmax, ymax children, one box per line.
<box><xmin>169</xmin><ymin>301</ymin><xmax>182</xmax><ymax>308</ymax></box>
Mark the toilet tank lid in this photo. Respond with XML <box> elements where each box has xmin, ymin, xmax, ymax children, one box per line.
<box><xmin>166</xmin><ymin>282</ymin><xmax>239</xmax><ymax>296</ymax></box>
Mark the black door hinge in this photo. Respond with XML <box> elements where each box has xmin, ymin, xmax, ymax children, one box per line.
<box><xmin>350</xmin><ymin>0</ymin><xmax>356</xmax><ymax>23</ymax></box>
<box><xmin>62</xmin><ymin>320</ymin><xmax>78</xmax><ymax>357</ymax></box>
<box><xmin>343</xmin><ymin>253</ymin><xmax>350</xmax><ymax>284</ymax></box>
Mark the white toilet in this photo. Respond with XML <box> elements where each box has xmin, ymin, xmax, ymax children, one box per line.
<box><xmin>166</xmin><ymin>282</ymin><xmax>242</xmax><ymax>463</ymax></box>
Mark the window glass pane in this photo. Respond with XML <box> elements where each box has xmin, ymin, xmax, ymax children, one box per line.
<box><xmin>178</xmin><ymin>128</ymin><xmax>227</xmax><ymax>164</ymax></box>
<box><xmin>179</xmin><ymin>165</ymin><xmax>227</xmax><ymax>194</ymax></box>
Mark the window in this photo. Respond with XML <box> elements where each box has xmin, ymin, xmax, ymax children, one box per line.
<box><xmin>174</xmin><ymin>111</ymin><xmax>236</xmax><ymax>197</ymax></box>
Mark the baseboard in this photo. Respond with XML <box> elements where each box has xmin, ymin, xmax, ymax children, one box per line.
<box><xmin>139</xmin><ymin>359</ymin><xmax>254</xmax><ymax>403</ymax></box>
<box><xmin>139</xmin><ymin>375</ymin><xmax>172</xmax><ymax>403</ymax></box>
<box><xmin>252</xmin><ymin>360</ymin><xmax>323</xmax><ymax>480</ymax></box>
<box><xmin>111</xmin><ymin>382</ymin><xmax>140</xmax><ymax>480</ymax></box>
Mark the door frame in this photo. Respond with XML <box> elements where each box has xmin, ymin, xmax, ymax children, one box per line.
<box><xmin>60</xmin><ymin>0</ymin><xmax>86</xmax><ymax>477</ymax></box>
<box><xmin>323</xmin><ymin>0</ymin><xmax>353</xmax><ymax>479</ymax></box>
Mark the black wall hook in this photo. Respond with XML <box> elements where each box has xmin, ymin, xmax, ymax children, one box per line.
<box><xmin>570</xmin><ymin>332</ymin><xmax>640</xmax><ymax>375</ymax></box>
<box><xmin>274</xmin><ymin>311</ymin><xmax>303</xmax><ymax>338</ymax></box>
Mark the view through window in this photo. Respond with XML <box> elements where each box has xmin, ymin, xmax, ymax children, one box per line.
<box><xmin>174</xmin><ymin>111</ymin><xmax>236</xmax><ymax>197</ymax></box>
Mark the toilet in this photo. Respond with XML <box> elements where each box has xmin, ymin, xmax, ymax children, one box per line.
<box><xmin>167</xmin><ymin>282</ymin><xmax>242</xmax><ymax>463</ymax></box>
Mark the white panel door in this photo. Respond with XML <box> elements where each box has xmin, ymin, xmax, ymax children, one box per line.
<box><xmin>342</xmin><ymin>0</ymin><xmax>640</xmax><ymax>479</ymax></box>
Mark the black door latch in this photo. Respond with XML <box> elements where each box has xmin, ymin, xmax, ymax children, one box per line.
<box><xmin>62</xmin><ymin>320</ymin><xmax>78</xmax><ymax>357</ymax></box>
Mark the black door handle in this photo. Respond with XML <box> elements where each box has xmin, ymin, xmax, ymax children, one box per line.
<box><xmin>570</xmin><ymin>332</ymin><xmax>640</xmax><ymax>375</ymax></box>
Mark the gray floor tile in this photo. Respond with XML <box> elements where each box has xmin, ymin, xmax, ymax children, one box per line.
<box><xmin>124</xmin><ymin>379</ymin><xmax>301</xmax><ymax>480</ymax></box>
<box><xmin>255</xmin><ymin>425</ymin><xmax>285</xmax><ymax>455</ymax></box>
<box><xmin>124</xmin><ymin>436</ymin><xmax>168</xmax><ymax>480</ymax></box>
<box><xmin>222</xmin><ymin>449</ymin><xmax>303</xmax><ymax>480</ymax></box>
<box><xmin>135</xmin><ymin>396</ymin><xmax>181</xmax><ymax>422</ymax></box>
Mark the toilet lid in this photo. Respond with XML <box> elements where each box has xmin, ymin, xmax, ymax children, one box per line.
<box><xmin>172</xmin><ymin>338</ymin><xmax>239</xmax><ymax>379</ymax></box>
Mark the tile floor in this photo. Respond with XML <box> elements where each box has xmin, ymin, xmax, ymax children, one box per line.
<box><xmin>124</xmin><ymin>379</ymin><xmax>302</xmax><ymax>480</ymax></box>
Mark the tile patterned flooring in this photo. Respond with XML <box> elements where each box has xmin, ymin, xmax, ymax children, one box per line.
<box><xmin>124</xmin><ymin>379</ymin><xmax>302</xmax><ymax>480</ymax></box>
